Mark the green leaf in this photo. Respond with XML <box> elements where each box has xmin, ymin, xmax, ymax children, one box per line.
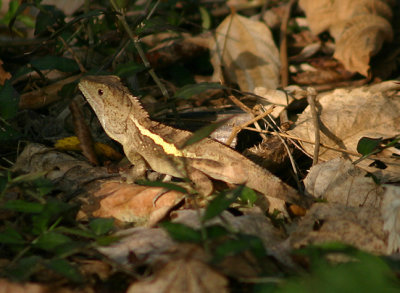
<box><xmin>55</xmin><ymin>226</ymin><xmax>96</xmax><ymax>239</ymax></box>
<box><xmin>5</xmin><ymin>256</ymin><xmax>42</xmax><ymax>281</ymax></box>
<box><xmin>135</xmin><ymin>17</ymin><xmax>178</xmax><ymax>37</ymax></box>
<box><xmin>0</xmin><ymin>122</ymin><xmax>21</xmax><ymax>141</ymax></box>
<box><xmin>0</xmin><ymin>227</ymin><xmax>25</xmax><ymax>244</ymax></box>
<box><xmin>52</xmin><ymin>241</ymin><xmax>87</xmax><ymax>258</ymax></box>
<box><xmin>46</xmin><ymin>258</ymin><xmax>83</xmax><ymax>283</ymax></box>
<box><xmin>357</xmin><ymin>137</ymin><xmax>383</xmax><ymax>156</ymax></box>
<box><xmin>30</xmin><ymin>56</ymin><xmax>79</xmax><ymax>72</ymax></box>
<box><xmin>160</xmin><ymin>222</ymin><xmax>202</xmax><ymax>243</ymax></box>
<box><xmin>115</xmin><ymin>61</ymin><xmax>146</xmax><ymax>78</ymax></box>
<box><xmin>89</xmin><ymin>218</ymin><xmax>114</xmax><ymax>236</ymax></box>
<box><xmin>33</xmin><ymin>231</ymin><xmax>72</xmax><ymax>252</ymax></box>
<box><xmin>10</xmin><ymin>171</ymin><xmax>48</xmax><ymax>184</ymax></box>
<box><xmin>174</xmin><ymin>82</ymin><xmax>224</xmax><ymax>100</ymax></box>
<box><xmin>199</xmin><ymin>6</ymin><xmax>211</xmax><ymax>30</ymax></box>
<box><xmin>212</xmin><ymin>234</ymin><xmax>266</xmax><ymax>263</ymax></box>
<box><xmin>136</xmin><ymin>179</ymin><xmax>187</xmax><ymax>194</ymax></box>
<box><xmin>0</xmin><ymin>80</ymin><xmax>19</xmax><ymax>119</ymax></box>
<box><xmin>32</xmin><ymin>200</ymin><xmax>78</xmax><ymax>235</ymax></box>
<box><xmin>278</xmin><ymin>252</ymin><xmax>400</xmax><ymax>293</ymax></box>
<box><xmin>202</xmin><ymin>187</ymin><xmax>243</xmax><ymax>222</ymax></box>
<box><xmin>95</xmin><ymin>235</ymin><xmax>121</xmax><ymax>246</ymax></box>
<box><xmin>239</xmin><ymin>186</ymin><xmax>258</xmax><ymax>205</ymax></box>
<box><xmin>34</xmin><ymin>5</ymin><xmax>65</xmax><ymax>35</ymax></box>
<box><xmin>33</xmin><ymin>177</ymin><xmax>54</xmax><ymax>196</ymax></box>
<box><xmin>2</xmin><ymin>200</ymin><xmax>44</xmax><ymax>213</ymax></box>
<box><xmin>205</xmin><ymin>225</ymin><xmax>230</xmax><ymax>240</ymax></box>
<box><xmin>0</xmin><ymin>174</ymin><xmax>7</xmax><ymax>193</ymax></box>
<box><xmin>180</xmin><ymin>116</ymin><xmax>231</xmax><ymax>148</ymax></box>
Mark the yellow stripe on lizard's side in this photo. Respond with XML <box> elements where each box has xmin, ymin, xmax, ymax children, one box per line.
<box><xmin>133</xmin><ymin>118</ymin><xmax>196</xmax><ymax>158</ymax></box>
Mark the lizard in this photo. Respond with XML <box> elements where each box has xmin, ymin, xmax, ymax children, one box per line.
<box><xmin>78</xmin><ymin>75</ymin><xmax>310</xmax><ymax>208</ymax></box>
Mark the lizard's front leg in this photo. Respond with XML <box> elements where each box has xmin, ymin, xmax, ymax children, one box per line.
<box><xmin>121</xmin><ymin>151</ymin><xmax>148</xmax><ymax>183</ymax></box>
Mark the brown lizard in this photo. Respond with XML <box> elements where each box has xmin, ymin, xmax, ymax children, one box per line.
<box><xmin>78</xmin><ymin>75</ymin><xmax>309</xmax><ymax>208</ymax></box>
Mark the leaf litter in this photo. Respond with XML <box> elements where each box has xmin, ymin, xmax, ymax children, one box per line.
<box><xmin>1</xmin><ymin>0</ymin><xmax>400</xmax><ymax>291</ymax></box>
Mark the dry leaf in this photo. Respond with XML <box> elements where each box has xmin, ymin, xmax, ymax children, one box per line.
<box><xmin>82</xmin><ymin>181</ymin><xmax>184</xmax><ymax>224</ymax></box>
<box><xmin>0</xmin><ymin>60</ymin><xmax>11</xmax><ymax>85</ymax></box>
<box><xmin>70</xmin><ymin>100</ymin><xmax>99</xmax><ymax>165</ymax></box>
<box><xmin>54</xmin><ymin>136</ymin><xmax>123</xmax><ymax>161</ymax></box>
<box><xmin>127</xmin><ymin>245</ymin><xmax>228</xmax><ymax>293</ymax></box>
<box><xmin>98</xmin><ymin>227</ymin><xmax>175</xmax><ymax>265</ymax></box>
<box><xmin>304</xmin><ymin>158</ymin><xmax>384</xmax><ymax>207</ymax></box>
<box><xmin>11</xmin><ymin>143</ymin><xmax>110</xmax><ymax>193</ymax></box>
<box><xmin>254</xmin><ymin>87</ymin><xmax>293</xmax><ymax>118</ymax></box>
<box><xmin>288</xmin><ymin>82</ymin><xmax>400</xmax><ymax>181</ymax></box>
<box><xmin>299</xmin><ymin>0</ymin><xmax>393</xmax><ymax>76</ymax></box>
<box><xmin>41</xmin><ymin>0</ymin><xmax>84</xmax><ymax>15</ymax></box>
<box><xmin>19</xmin><ymin>74</ymin><xmax>83</xmax><ymax>109</ymax></box>
<box><xmin>381</xmin><ymin>185</ymin><xmax>400</xmax><ymax>253</ymax></box>
<box><xmin>210</xmin><ymin>13</ymin><xmax>280</xmax><ymax>91</ymax></box>
<box><xmin>171</xmin><ymin>209</ymin><xmax>292</xmax><ymax>266</ymax></box>
<box><xmin>290</xmin><ymin>203</ymin><xmax>387</xmax><ymax>254</ymax></box>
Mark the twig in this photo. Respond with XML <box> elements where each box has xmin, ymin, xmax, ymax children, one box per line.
<box><xmin>279</xmin><ymin>0</ymin><xmax>296</xmax><ymax>87</ymax></box>
<box><xmin>261</xmin><ymin>115</ymin><xmax>302</xmax><ymax>192</ymax></box>
<box><xmin>58</xmin><ymin>36</ymin><xmax>86</xmax><ymax>72</ymax></box>
<box><xmin>109</xmin><ymin>0</ymin><xmax>170</xmax><ymax>98</ymax></box>
<box><xmin>226</xmin><ymin>106</ymin><xmax>275</xmax><ymax>146</ymax></box>
<box><xmin>307</xmin><ymin>87</ymin><xmax>320</xmax><ymax>165</ymax></box>
<box><xmin>228</xmin><ymin>95</ymin><xmax>267</xmax><ymax>141</ymax></box>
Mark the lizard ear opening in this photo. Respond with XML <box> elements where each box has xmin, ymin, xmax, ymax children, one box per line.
<box><xmin>98</xmin><ymin>89</ymin><xmax>103</xmax><ymax>96</ymax></box>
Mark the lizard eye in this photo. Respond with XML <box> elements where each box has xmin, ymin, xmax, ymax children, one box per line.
<box><xmin>98</xmin><ymin>89</ymin><xmax>103</xmax><ymax>96</ymax></box>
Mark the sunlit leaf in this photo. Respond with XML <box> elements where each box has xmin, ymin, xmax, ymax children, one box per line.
<box><xmin>239</xmin><ymin>186</ymin><xmax>258</xmax><ymax>205</ymax></box>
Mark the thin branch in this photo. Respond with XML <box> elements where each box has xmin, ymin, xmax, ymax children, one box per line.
<box><xmin>228</xmin><ymin>95</ymin><xmax>267</xmax><ymax>141</ymax></box>
<box><xmin>279</xmin><ymin>0</ymin><xmax>296</xmax><ymax>87</ymax></box>
<box><xmin>307</xmin><ymin>87</ymin><xmax>320</xmax><ymax>165</ymax></box>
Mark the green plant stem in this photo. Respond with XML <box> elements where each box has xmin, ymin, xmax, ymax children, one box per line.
<box><xmin>109</xmin><ymin>0</ymin><xmax>169</xmax><ymax>98</ymax></box>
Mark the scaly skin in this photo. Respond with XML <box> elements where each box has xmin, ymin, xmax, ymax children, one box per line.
<box><xmin>79</xmin><ymin>75</ymin><xmax>310</xmax><ymax>207</ymax></box>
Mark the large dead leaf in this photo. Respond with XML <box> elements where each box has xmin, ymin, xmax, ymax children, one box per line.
<box><xmin>80</xmin><ymin>180</ymin><xmax>183</xmax><ymax>224</ymax></box>
<box><xmin>304</xmin><ymin>158</ymin><xmax>384</xmax><ymax>207</ymax></box>
<box><xmin>299</xmin><ymin>0</ymin><xmax>393</xmax><ymax>76</ymax></box>
<box><xmin>210</xmin><ymin>13</ymin><xmax>280</xmax><ymax>91</ymax></box>
<box><xmin>11</xmin><ymin>143</ymin><xmax>109</xmax><ymax>193</ymax></box>
<box><xmin>98</xmin><ymin>227</ymin><xmax>175</xmax><ymax>265</ymax></box>
<box><xmin>381</xmin><ymin>185</ymin><xmax>400</xmax><ymax>253</ymax></box>
<box><xmin>290</xmin><ymin>203</ymin><xmax>387</xmax><ymax>254</ymax></box>
<box><xmin>127</xmin><ymin>245</ymin><xmax>228</xmax><ymax>293</ymax></box>
<box><xmin>288</xmin><ymin>82</ymin><xmax>400</xmax><ymax>181</ymax></box>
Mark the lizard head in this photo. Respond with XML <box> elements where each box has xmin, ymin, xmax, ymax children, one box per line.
<box><xmin>78</xmin><ymin>75</ymin><xmax>134</xmax><ymax>139</ymax></box>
